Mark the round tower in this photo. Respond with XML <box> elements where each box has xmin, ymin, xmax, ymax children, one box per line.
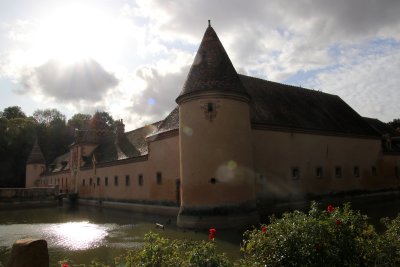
<box><xmin>26</xmin><ymin>139</ymin><xmax>46</xmax><ymax>187</ymax></box>
<box><xmin>176</xmin><ymin>22</ymin><xmax>259</xmax><ymax>228</ymax></box>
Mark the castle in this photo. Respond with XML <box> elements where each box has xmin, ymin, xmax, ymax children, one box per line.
<box><xmin>26</xmin><ymin>22</ymin><xmax>400</xmax><ymax>228</ymax></box>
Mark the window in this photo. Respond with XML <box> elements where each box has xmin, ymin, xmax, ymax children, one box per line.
<box><xmin>372</xmin><ymin>166</ymin><xmax>377</xmax><ymax>176</ymax></box>
<box><xmin>156</xmin><ymin>172</ymin><xmax>162</xmax><ymax>184</ymax></box>
<box><xmin>396</xmin><ymin>166</ymin><xmax>399</xmax><ymax>179</ymax></box>
<box><xmin>354</xmin><ymin>166</ymin><xmax>360</xmax><ymax>178</ymax></box>
<box><xmin>105</xmin><ymin>177</ymin><xmax>108</xmax><ymax>186</ymax></box>
<box><xmin>125</xmin><ymin>175</ymin><xmax>130</xmax><ymax>186</ymax></box>
<box><xmin>210</xmin><ymin>177</ymin><xmax>217</xmax><ymax>184</ymax></box>
<box><xmin>335</xmin><ymin>167</ymin><xmax>342</xmax><ymax>178</ymax></box>
<box><xmin>207</xmin><ymin>102</ymin><xmax>214</xmax><ymax>112</ymax></box>
<box><xmin>316</xmin><ymin>167</ymin><xmax>323</xmax><ymax>179</ymax></box>
<box><xmin>291</xmin><ymin>167</ymin><xmax>300</xmax><ymax>180</ymax></box>
<box><xmin>138</xmin><ymin>174</ymin><xmax>143</xmax><ymax>186</ymax></box>
<box><xmin>97</xmin><ymin>177</ymin><xmax>100</xmax><ymax>186</ymax></box>
<box><xmin>89</xmin><ymin>178</ymin><xmax>93</xmax><ymax>185</ymax></box>
<box><xmin>114</xmin><ymin>176</ymin><xmax>118</xmax><ymax>186</ymax></box>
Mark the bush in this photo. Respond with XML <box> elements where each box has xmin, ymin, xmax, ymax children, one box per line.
<box><xmin>240</xmin><ymin>202</ymin><xmax>378</xmax><ymax>267</ymax></box>
<box><xmin>114</xmin><ymin>232</ymin><xmax>231</xmax><ymax>267</ymax></box>
<box><xmin>377</xmin><ymin>214</ymin><xmax>400</xmax><ymax>266</ymax></box>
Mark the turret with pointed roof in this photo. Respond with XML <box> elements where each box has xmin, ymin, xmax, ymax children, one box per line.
<box><xmin>176</xmin><ymin>20</ymin><xmax>248</xmax><ymax>103</ymax></box>
<box><xmin>177</xmin><ymin>22</ymin><xmax>258</xmax><ymax>228</ymax></box>
<box><xmin>26</xmin><ymin>139</ymin><xmax>46</xmax><ymax>187</ymax></box>
<box><xmin>27</xmin><ymin>139</ymin><xmax>46</xmax><ymax>165</ymax></box>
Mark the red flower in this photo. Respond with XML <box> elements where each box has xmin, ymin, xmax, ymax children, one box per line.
<box><xmin>208</xmin><ymin>228</ymin><xmax>216</xmax><ymax>240</ymax></box>
<box><xmin>261</xmin><ymin>226</ymin><xmax>267</xmax><ymax>233</ymax></box>
<box><xmin>61</xmin><ymin>263</ymin><xmax>69</xmax><ymax>267</ymax></box>
<box><xmin>327</xmin><ymin>204</ymin><xmax>334</xmax><ymax>213</ymax></box>
<box><xmin>335</xmin><ymin>219</ymin><xmax>341</xmax><ymax>226</ymax></box>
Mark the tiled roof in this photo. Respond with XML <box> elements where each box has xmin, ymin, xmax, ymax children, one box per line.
<box><xmin>177</xmin><ymin>24</ymin><xmax>247</xmax><ymax>102</ymax></box>
<box><xmin>240</xmin><ymin>74</ymin><xmax>379</xmax><ymax>137</ymax></box>
<box><xmin>150</xmin><ymin>107</ymin><xmax>179</xmax><ymax>136</ymax></box>
<box><xmin>27</xmin><ymin>140</ymin><xmax>46</xmax><ymax>164</ymax></box>
<box><xmin>91</xmin><ymin>122</ymin><xmax>161</xmax><ymax>164</ymax></box>
<box><xmin>363</xmin><ymin>117</ymin><xmax>400</xmax><ymax>137</ymax></box>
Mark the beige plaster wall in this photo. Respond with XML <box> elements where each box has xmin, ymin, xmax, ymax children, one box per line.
<box><xmin>179</xmin><ymin>97</ymin><xmax>256</xmax><ymax>207</ymax></box>
<box><xmin>41</xmin><ymin>172</ymin><xmax>70</xmax><ymax>191</ymax></box>
<box><xmin>74</xmin><ymin>135</ymin><xmax>180</xmax><ymax>204</ymax></box>
<box><xmin>25</xmin><ymin>164</ymin><xmax>45</xmax><ymax>188</ymax></box>
<box><xmin>252</xmin><ymin>129</ymin><xmax>399</xmax><ymax>201</ymax></box>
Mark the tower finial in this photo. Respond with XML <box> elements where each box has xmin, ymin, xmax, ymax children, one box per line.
<box><xmin>208</xmin><ymin>20</ymin><xmax>211</xmax><ymax>27</ymax></box>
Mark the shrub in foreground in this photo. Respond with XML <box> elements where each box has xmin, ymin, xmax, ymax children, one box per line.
<box><xmin>115</xmin><ymin>232</ymin><xmax>231</xmax><ymax>267</ymax></box>
<box><xmin>240</xmin><ymin>202</ymin><xmax>378</xmax><ymax>267</ymax></box>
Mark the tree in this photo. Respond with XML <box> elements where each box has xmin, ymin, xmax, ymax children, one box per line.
<box><xmin>33</xmin><ymin>108</ymin><xmax>66</xmax><ymax>125</ymax></box>
<box><xmin>67</xmin><ymin>113</ymin><xmax>92</xmax><ymax>130</ymax></box>
<box><xmin>388</xmin><ymin>119</ymin><xmax>400</xmax><ymax>130</ymax></box>
<box><xmin>0</xmin><ymin>106</ymin><xmax>26</xmax><ymax>119</ymax></box>
<box><xmin>0</xmin><ymin>116</ymin><xmax>38</xmax><ymax>187</ymax></box>
<box><xmin>90</xmin><ymin>111</ymin><xmax>115</xmax><ymax>131</ymax></box>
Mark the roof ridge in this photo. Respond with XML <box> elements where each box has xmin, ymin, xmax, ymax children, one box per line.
<box><xmin>124</xmin><ymin>120</ymin><xmax>162</xmax><ymax>135</ymax></box>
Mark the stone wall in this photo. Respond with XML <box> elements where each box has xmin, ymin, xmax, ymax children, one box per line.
<box><xmin>0</xmin><ymin>187</ymin><xmax>58</xmax><ymax>208</ymax></box>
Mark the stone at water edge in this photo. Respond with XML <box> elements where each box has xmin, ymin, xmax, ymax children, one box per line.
<box><xmin>7</xmin><ymin>238</ymin><xmax>49</xmax><ymax>267</ymax></box>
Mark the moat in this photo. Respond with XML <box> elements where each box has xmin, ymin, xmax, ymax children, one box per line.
<box><xmin>0</xmin><ymin>205</ymin><xmax>242</xmax><ymax>266</ymax></box>
<box><xmin>1</xmin><ymin>197</ymin><xmax>400</xmax><ymax>266</ymax></box>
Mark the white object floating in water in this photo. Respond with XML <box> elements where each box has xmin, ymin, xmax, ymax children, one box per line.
<box><xmin>155</xmin><ymin>223</ymin><xmax>165</xmax><ymax>230</ymax></box>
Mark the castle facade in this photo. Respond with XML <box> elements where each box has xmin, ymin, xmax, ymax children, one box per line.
<box><xmin>26</xmin><ymin>23</ymin><xmax>400</xmax><ymax>228</ymax></box>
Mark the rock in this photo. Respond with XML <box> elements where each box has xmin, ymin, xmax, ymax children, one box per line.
<box><xmin>7</xmin><ymin>238</ymin><xmax>49</xmax><ymax>267</ymax></box>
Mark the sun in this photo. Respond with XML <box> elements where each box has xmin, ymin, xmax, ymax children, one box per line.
<box><xmin>30</xmin><ymin>3</ymin><xmax>123</xmax><ymax>66</ymax></box>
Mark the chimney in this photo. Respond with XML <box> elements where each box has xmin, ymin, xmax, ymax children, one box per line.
<box><xmin>115</xmin><ymin>119</ymin><xmax>125</xmax><ymax>142</ymax></box>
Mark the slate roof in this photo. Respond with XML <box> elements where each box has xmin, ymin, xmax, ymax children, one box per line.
<box><xmin>27</xmin><ymin>140</ymin><xmax>46</xmax><ymax>164</ymax></box>
<box><xmin>90</xmin><ymin>122</ymin><xmax>161</xmax><ymax>164</ymax></box>
<box><xmin>240</xmin><ymin>75</ymin><xmax>379</xmax><ymax>137</ymax></box>
<box><xmin>363</xmin><ymin>117</ymin><xmax>400</xmax><ymax>137</ymax></box>
<box><xmin>176</xmin><ymin>23</ymin><xmax>248</xmax><ymax>102</ymax></box>
<box><xmin>149</xmin><ymin>107</ymin><xmax>179</xmax><ymax>136</ymax></box>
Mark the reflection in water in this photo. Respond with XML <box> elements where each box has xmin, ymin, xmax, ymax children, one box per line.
<box><xmin>0</xmin><ymin>222</ymin><xmax>114</xmax><ymax>251</ymax></box>
<box><xmin>49</xmin><ymin>221</ymin><xmax>109</xmax><ymax>250</ymax></box>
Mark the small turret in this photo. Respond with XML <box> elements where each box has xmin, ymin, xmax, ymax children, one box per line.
<box><xmin>26</xmin><ymin>139</ymin><xmax>46</xmax><ymax>187</ymax></box>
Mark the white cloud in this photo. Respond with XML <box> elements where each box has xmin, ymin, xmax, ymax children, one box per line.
<box><xmin>307</xmin><ymin>44</ymin><xmax>400</xmax><ymax>122</ymax></box>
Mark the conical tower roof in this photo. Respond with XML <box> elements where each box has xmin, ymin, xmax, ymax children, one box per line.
<box><xmin>176</xmin><ymin>21</ymin><xmax>248</xmax><ymax>103</ymax></box>
<box><xmin>27</xmin><ymin>139</ymin><xmax>46</xmax><ymax>164</ymax></box>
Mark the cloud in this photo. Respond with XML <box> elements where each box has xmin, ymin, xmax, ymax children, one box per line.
<box><xmin>20</xmin><ymin>58</ymin><xmax>118</xmax><ymax>102</ymax></box>
<box><xmin>130</xmin><ymin>64</ymin><xmax>190</xmax><ymax>123</ymax></box>
<box><xmin>132</xmin><ymin>0</ymin><xmax>400</xmax><ymax>80</ymax></box>
<box><xmin>307</xmin><ymin>44</ymin><xmax>400</xmax><ymax>122</ymax></box>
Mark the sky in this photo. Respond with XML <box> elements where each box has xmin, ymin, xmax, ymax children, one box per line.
<box><xmin>0</xmin><ymin>0</ymin><xmax>399</xmax><ymax>131</ymax></box>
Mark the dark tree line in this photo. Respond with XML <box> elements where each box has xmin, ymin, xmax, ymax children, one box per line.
<box><xmin>0</xmin><ymin>106</ymin><xmax>114</xmax><ymax>188</ymax></box>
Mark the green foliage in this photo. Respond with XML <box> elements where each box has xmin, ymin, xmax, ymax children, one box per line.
<box><xmin>0</xmin><ymin>116</ymin><xmax>37</xmax><ymax>187</ymax></box>
<box><xmin>68</xmin><ymin>113</ymin><xmax>92</xmax><ymax>130</ymax></box>
<box><xmin>0</xmin><ymin>106</ymin><xmax>26</xmax><ymax>119</ymax></box>
<box><xmin>33</xmin><ymin>108</ymin><xmax>66</xmax><ymax>125</ymax></box>
<box><xmin>90</xmin><ymin>111</ymin><xmax>115</xmax><ymax>131</ymax></box>
<box><xmin>240</xmin><ymin>202</ymin><xmax>378</xmax><ymax>267</ymax></box>
<box><xmin>117</xmin><ymin>232</ymin><xmax>231</xmax><ymax>267</ymax></box>
<box><xmin>377</xmin><ymin>214</ymin><xmax>400</xmax><ymax>266</ymax></box>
